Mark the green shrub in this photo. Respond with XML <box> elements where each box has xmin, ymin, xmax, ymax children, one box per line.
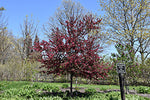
<box><xmin>21</xmin><ymin>83</ymin><xmax>42</xmax><ymax>90</ymax></box>
<box><xmin>41</xmin><ymin>84</ymin><xmax>53</xmax><ymax>92</ymax></box>
<box><xmin>52</xmin><ymin>86</ymin><xmax>61</xmax><ymax>93</ymax></box>
<box><xmin>1</xmin><ymin>88</ymin><xmax>18</xmax><ymax>98</ymax></box>
<box><xmin>41</xmin><ymin>84</ymin><xmax>60</xmax><ymax>93</ymax></box>
<box><xmin>75</xmin><ymin>87</ymin><xmax>79</xmax><ymax>91</ymax></box>
<box><xmin>52</xmin><ymin>96</ymin><xmax>63</xmax><ymax>100</ymax></box>
<box><xmin>0</xmin><ymin>83</ymin><xmax>5</xmax><ymax>90</ymax></box>
<box><xmin>32</xmin><ymin>83</ymin><xmax>42</xmax><ymax>89</ymax></box>
<box><xmin>99</xmin><ymin>87</ymin><xmax>107</xmax><ymax>91</ymax></box>
<box><xmin>137</xmin><ymin>86</ymin><xmax>150</xmax><ymax>94</ymax></box>
<box><xmin>18</xmin><ymin>88</ymin><xmax>40</xmax><ymax>99</ymax></box>
<box><xmin>61</xmin><ymin>84</ymin><xmax>69</xmax><ymax>89</ymax></box>
<box><xmin>22</xmin><ymin>85</ymin><xmax>32</xmax><ymax>89</ymax></box>
<box><xmin>85</xmin><ymin>88</ymin><xmax>96</xmax><ymax>94</ymax></box>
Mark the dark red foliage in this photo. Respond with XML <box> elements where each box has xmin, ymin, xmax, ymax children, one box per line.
<box><xmin>33</xmin><ymin>14</ymin><xmax>111</xmax><ymax>80</ymax></box>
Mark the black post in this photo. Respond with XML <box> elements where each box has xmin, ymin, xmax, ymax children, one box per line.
<box><xmin>70</xmin><ymin>73</ymin><xmax>73</xmax><ymax>96</ymax></box>
<box><xmin>119</xmin><ymin>73</ymin><xmax>125</xmax><ymax>100</ymax></box>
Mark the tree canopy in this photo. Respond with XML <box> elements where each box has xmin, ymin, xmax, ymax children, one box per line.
<box><xmin>99</xmin><ymin>0</ymin><xmax>150</xmax><ymax>64</ymax></box>
<box><xmin>34</xmin><ymin>14</ymin><xmax>112</xmax><ymax>94</ymax></box>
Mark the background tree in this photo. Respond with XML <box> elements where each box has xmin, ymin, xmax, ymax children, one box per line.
<box><xmin>99</xmin><ymin>0</ymin><xmax>150</xmax><ymax>64</ymax></box>
<box><xmin>0</xmin><ymin>28</ymin><xmax>13</xmax><ymax>64</ymax></box>
<box><xmin>4</xmin><ymin>15</ymin><xmax>40</xmax><ymax>81</ymax></box>
<box><xmin>34</xmin><ymin>15</ymin><xmax>111</xmax><ymax>95</ymax></box>
<box><xmin>110</xmin><ymin>43</ymin><xmax>140</xmax><ymax>85</ymax></box>
<box><xmin>0</xmin><ymin>6</ymin><xmax>13</xmax><ymax>64</ymax></box>
<box><xmin>20</xmin><ymin>15</ymin><xmax>38</xmax><ymax>60</ymax></box>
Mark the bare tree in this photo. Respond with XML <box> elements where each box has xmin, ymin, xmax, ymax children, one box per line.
<box><xmin>0</xmin><ymin>7</ymin><xmax>12</xmax><ymax>64</ymax></box>
<box><xmin>0</xmin><ymin>29</ymin><xmax>13</xmax><ymax>64</ymax></box>
<box><xmin>20</xmin><ymin>15</ymin><xmax>38</xmax><ymax>60</ymax></box>
<box><xmin>99</xmin><ymin>0</ymin><xmax>150</xmax><ymax>64</ymax></box>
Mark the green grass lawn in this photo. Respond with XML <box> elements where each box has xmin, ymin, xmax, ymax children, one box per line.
<box><xmin>0</xmin><ymin>81</ymin><xmax>149</xmax><ymax>100</ymax></box>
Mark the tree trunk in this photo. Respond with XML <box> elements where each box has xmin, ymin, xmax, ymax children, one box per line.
<box><xmin>131</xmin><ymin>45</ymin><xmax>135</xmax><ymax>63</ymax></box>
<box><xmin>141</xmin><ymin>52</ymin><xmax>144</xmax><ymax>65</ymax></box>
<box><xmin>70</xmin><ymin>73</ymin><xmax>73</xmax><ymax>96</ymax></box>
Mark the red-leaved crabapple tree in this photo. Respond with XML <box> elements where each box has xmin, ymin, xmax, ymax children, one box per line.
<box><xmin>34</xmin><ymin>14</ymin><xmax>112</xmax><ymax>94</ymax></box>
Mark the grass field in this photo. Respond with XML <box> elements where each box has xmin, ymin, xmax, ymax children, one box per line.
<box><xmin>0</xmin><ymin>81</ymin><xmax>150</xmax><ymax>100</ymax></box>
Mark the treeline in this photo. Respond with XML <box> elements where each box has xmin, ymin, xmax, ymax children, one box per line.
<box><xmin>0</xmin><ymin>0</ymin><xmax>150</xmax><ymax>86</ymax></box>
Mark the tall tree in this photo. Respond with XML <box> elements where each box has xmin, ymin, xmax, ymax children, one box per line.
<box><xmin>20</xmin><ymin>15</ymin><xmax>38</xmax><ymax>60</ymax></box>
<box><xmin>0</xmin><ymin>7</ymin><xmax>12</xmax><ymax>64</ymax></box>
<box><xmin>44</xmin><ymin>0</ymin><xmax>90</xmax><ymax>81</ymax></box>
<box><xmin>34</xmin><ymin>15</ymin><xmax>111</xmax><ymax>95</ymax></box>
<box><xmin>44</xmin><ymin>0</ymin><xmax>111</xmax><ymax>84</ymax></box>
<box><xmin>99</xmin><ymin>0</ymin><xmax>150</xmax><ymax>64</ymax></box>
<box><xmin>0</xmin><ymin>28</ymin><xmax>12</xmax><ymax>64</ymax></box>
<box><xmin>111</xmin><ymin>43</ymin><xmax>139</xmax><ymax>83</ymax></box>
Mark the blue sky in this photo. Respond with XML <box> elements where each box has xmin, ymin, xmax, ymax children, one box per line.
<box><xmin>1</xmin><ymin>0</ymin><xmax>116</xmax><ymax>55</ymax></box>
<box><xmin>1</xmin><ymin>0</ymin><xmax>101</xmax><ymax>36</ymax></box>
